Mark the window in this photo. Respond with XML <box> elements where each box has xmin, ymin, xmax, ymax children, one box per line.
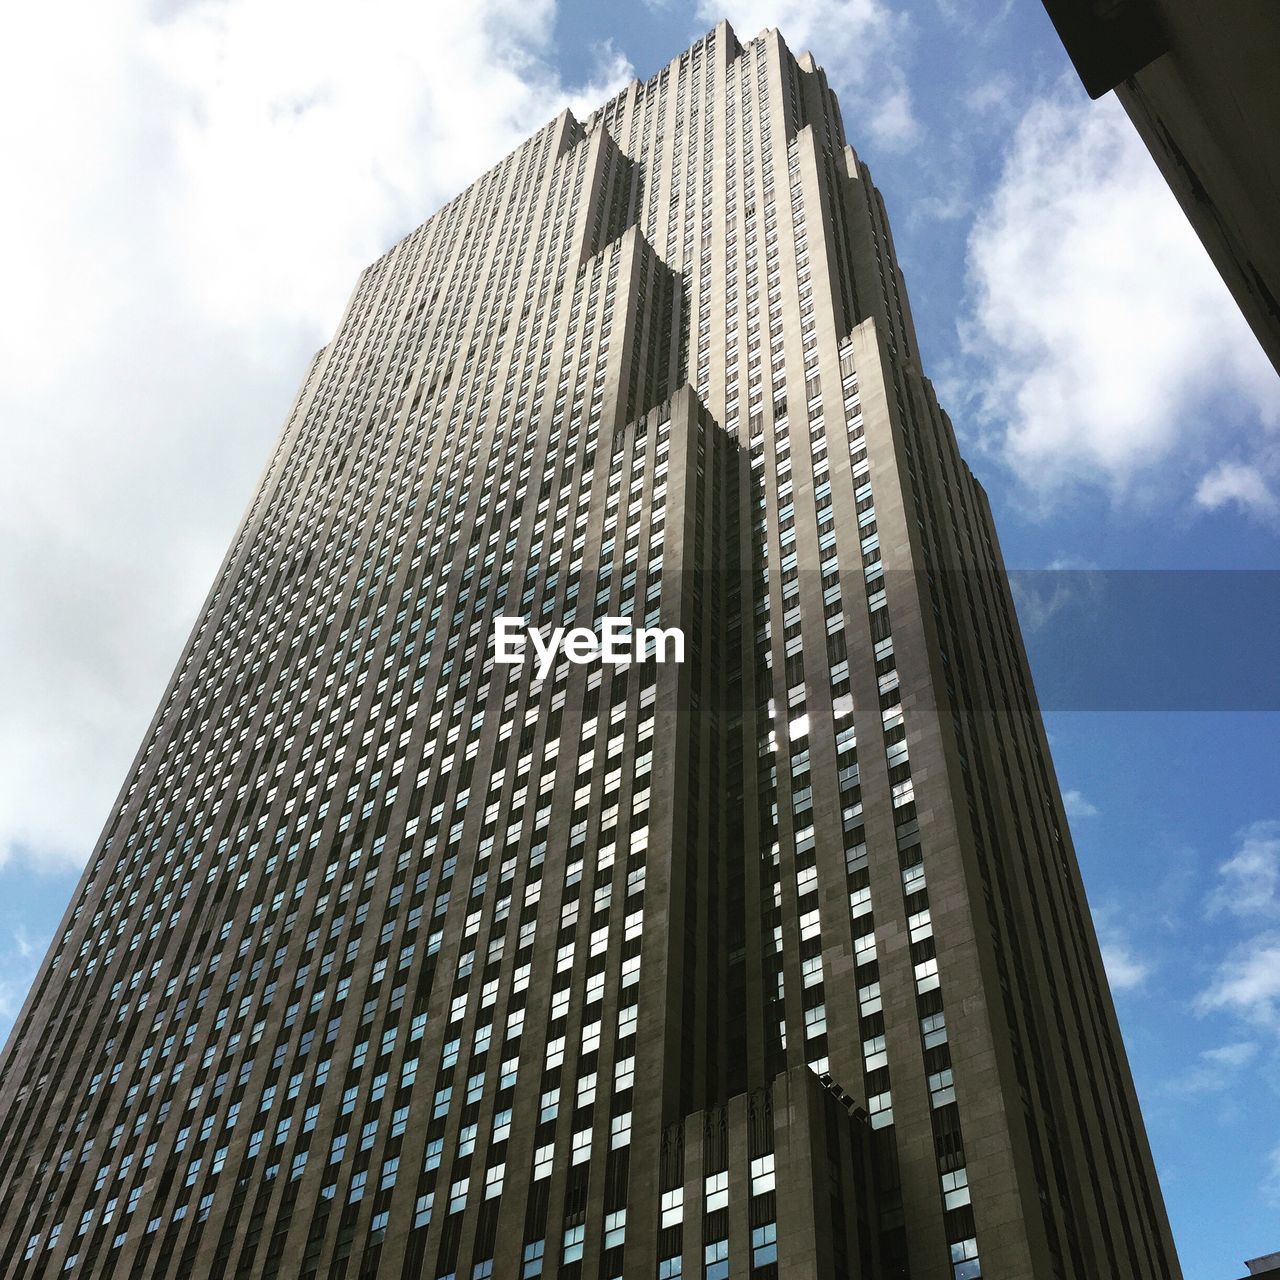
<box><xmin>929</xmin><ymin>1069</ymin><xmax>955</xmax><ymax>1108</ymax></box>
<box><xmin>610</xmin><ymin>1111</ymin><xmax>631</xmax><ymax>1148</ymax></box>
<box><xmin>563</xmin><ymin>1224</ymin><xmax>585</xmax><ymax>1263</ymax></box>
<box><xmin>704</xmin><ymin>1237</ymin><xmax>729</xmax><ymax>1280</ymax></box>
<box><xmin>661</xmin><ymin>1187</ymin><xmax>683</xmax><ymax>1228</ymax></box>
<box><xmin>942</xmin><ymin>1166</ymin><xmax>971</xmax><ymax>1210</ymax></box>
<box><xmin>521</xmin><ymin>1239</ymin><xmax>545</xmax><ymax>1278</ymax></box>
<box><xmin>950</xmin><ymin>1237</ymin><xmax>981</xmax><ymax>1279</ymax></box>
<box><xmin>751</xmin><ymin>1222</ymin><xmax>777</xmax><ymax>1269</ymax></box>
<box><xmin>603</xmin><ymin>1208</ymin><xmax>625</xmax><ymax>1249</ymax></box>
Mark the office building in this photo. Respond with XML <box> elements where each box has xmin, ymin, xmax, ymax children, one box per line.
<box><xmin>0</xmin><ymin>22</ymin><xmax>1181</xmax><ymax>1280</ymax></box>
<box><xmin>1238</xmin><ymin>1254</ymin><xmax>1280</xmax><ymax>1280</ymax></box>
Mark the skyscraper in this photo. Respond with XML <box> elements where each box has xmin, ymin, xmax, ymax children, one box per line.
<box><xmin>0</xmin><ymin>20</ymin><xmax>1181</xmax><ymax>1280</ymax></box>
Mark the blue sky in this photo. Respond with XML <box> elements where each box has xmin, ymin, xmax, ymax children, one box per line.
<box><xmin>1</xmin><ymin>2</ymin><xmax>1277</xmax><ymax>1276</ymax></box>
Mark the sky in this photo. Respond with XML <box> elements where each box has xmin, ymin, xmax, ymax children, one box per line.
<box><xmin>0</xmin><ymin>1</ymin><xmax>1277</xmax><ymax>1274</ymax></box>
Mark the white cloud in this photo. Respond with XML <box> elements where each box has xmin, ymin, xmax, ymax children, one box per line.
<box><xmin>0</xmin><ymin>927</ymin><xmax>44</xmax><ymax>1037</ymax></box>
<box><xmin>0</xmin><ymin>0</ymin><xmax>630</xmax><ymax>870</ymax></box>
<box><xmin>1265</xmin><ymin>1143</ymin><xmax>1280</xmax><ymax>1209</ymax></box>
<box><xmin>1008</xmin><ymin>565</ymin><xmax>1103</xmax><ymax>633</ymax></box>
<box><xmin>933</xmin><ymin>0</ymin><xmax>1015</xmax><ymax>32</ymax></box>
<box><xmin>1196</xmin><ymin>461</ymin><xmax>1279</xmax><ymax>520</ymax></box>
<box><xmin>145</xmin><ymin>0</ymin><xmax>630</xmax><ymax>330</ymax></box>
<box><xmin>962</xmin><ymin>83</ymin><xmax>1280</xmax><ymax>501</ymax></box>
<box><xmin>701</xmin><ymin>0</ymin><xmax>920</xmax><ymax>151</ymax></box>
<box><xmin>1195</xmin><ymin>826</ymin><xmax>1280</xmax><ymax>1039</ymax></box>
<box><xmin>1062</xmin><ymin>789</ymin><xmax>1100</xmax><ymax>819</ymax></box>
<box><xmin>1162</xmin><ymin>1040</ymin><xmax>1259</xmax><ymax>1096</ymax></box>
<box><xmin>869</xmin><ymin>86</ymin><xmax>921</xmax><ymax>150</ymax></box>
<box><xmin>1202</xmin><ymin>1041</ymin><xmax>1260</xmax><ymax>1069</ymax></box>
<box><xmin>1196</xmin><ymin>933</ymin><xmax>1280</xmax><ymax>1031</ymax></box>
<box><xmin>1093</xmin><ymin>907</ymin><xmax>1152</xmax><ymax>992</ymax></box>
<box><xmin>964</xmin><ymin>75</ymin><xmax>1016</xmax><ymax>118</ymax></box>
<box><xmin>1209</xmin><ymin>821</ymin><xmax>1280</xmax><ymax>918</ymax></box>
<box><xmin>1100</xmin><ymin>939</ymin><xmax>1151</xmax><ymax>992</ymax></box>
<box><xmin>0</xmin><ymin>974</ymin><xmax>28</xmax><ymax>1029</ymax></box>
<box><xmin>909</xmin><ymin>187</ymin><xmax>971</xmax><ymax>225</ymax></box>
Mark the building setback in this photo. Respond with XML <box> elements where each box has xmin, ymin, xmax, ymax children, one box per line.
<box><xmin>0</xmin><ymin>22</ymin><xmax>1181</xmax><ymax>1280</ymax></box>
